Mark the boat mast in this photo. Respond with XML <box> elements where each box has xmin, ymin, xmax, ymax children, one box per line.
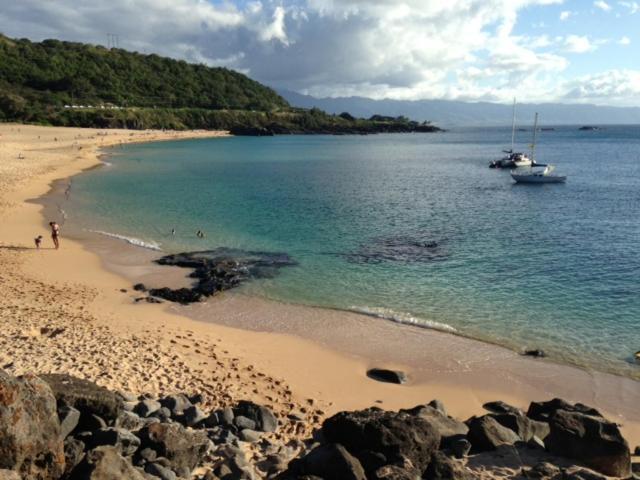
<box><xmin>531</xmin><ymin>112</ymin><xmax>538</xmax><ymax>164</ymax></box>
<box><xmin>510</xmin><ymin>97</ymin><xmax>516</xmax><ymax>152</ymax></box>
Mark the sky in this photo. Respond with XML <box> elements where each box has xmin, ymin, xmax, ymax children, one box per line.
<box><xmin>0</xmin><ymin>0</ymin><xmax>639</xmax><ymax>106</ymax></box>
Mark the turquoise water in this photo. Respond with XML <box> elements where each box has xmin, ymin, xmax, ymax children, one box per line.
<box><xmin>67</xmin><ymin>127</ymin><xmax>640</xmax><ymax>377</ymax></box>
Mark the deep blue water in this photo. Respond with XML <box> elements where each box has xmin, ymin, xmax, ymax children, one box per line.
<box><xmin>67</xmin><ymin>126</ymin><xmax>640</xmax><ymax>377</ymax></box>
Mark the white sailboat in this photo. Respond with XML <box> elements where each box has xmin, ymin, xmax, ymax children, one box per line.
<box><xmin>490</xmin><ymin>98</ymin><xmax>533</xmax><ymax>169</ymax></box>
<box><xmin>511</xmin><ymin>113</ymin><xmax>566</xmax><ymax>184</ymax></box>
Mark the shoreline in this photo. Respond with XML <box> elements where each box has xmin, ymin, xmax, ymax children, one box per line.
<box><xmin>51</xmin><ymin>139</ymin><xmax>639</xmax><ymax>381</ymax></box>
<box><xmin>2</xmin><ymin>124</ymin><xmax>640</xmax><ymax>448</ymax></box>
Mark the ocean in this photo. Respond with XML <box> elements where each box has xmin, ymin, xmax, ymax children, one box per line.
<box><xmin>65</xmin><ymin>126</ymin><xmax>640</xmax><ymax>378</ymax></box>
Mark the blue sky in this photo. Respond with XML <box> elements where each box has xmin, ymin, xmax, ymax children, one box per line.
<box><xmin>0</xmin><ymin>0</ymin><xmax>638</xmax><ymax>105</ymax></box>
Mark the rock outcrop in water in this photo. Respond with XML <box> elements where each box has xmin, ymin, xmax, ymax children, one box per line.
<box><xmin>344</xmin><ymin>235</ymin><xmax>447</xmax><ymax>264</ymax></box>
<box><xmin>144</xmin><ymin>248</ymin><xmax>296</xmax><ymax>304</ymax></box>
<box><xmin>0</xmin><ymin>369</ymin><xmax>635</xmax><ymax>479</ymax></box>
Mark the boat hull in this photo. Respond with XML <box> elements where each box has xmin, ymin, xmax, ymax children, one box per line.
<box><xmin>511</xmin><ymin>173</ymin><xmax>566</xmax><ymax>184</ymax></box>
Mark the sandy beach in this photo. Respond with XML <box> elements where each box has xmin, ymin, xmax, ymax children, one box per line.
<box><xmin>1</xmin><ymin>121</ymin><xmax>640</xmax><ymax>456</ymax></box>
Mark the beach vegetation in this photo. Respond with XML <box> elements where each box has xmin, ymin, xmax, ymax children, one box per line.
<box><xmin>0</xmin><ymin>34</ymin><xmax>440</xmax><ymax>134</ymax></box>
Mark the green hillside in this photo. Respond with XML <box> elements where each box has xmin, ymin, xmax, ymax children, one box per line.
<box><xmin>0</xmin><ymin>34</ymin><xmax>440</xmax><ymax>134</ymax></box>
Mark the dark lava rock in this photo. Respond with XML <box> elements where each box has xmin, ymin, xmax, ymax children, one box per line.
<box><xmin>59</xmin><ymin>404</ymin><xmax>81</xmax><ymax>438</ymax></box>
<box><xmin>149</xmin><ymin>249</ymin><xmax>296</xmax><ymax>304</ymax></box>
<box><xmin>491</xmin><ymin>411</ymin><xmax>545</xmax><ymax>442</ymax></box>
<box><xmin>221</xmin><ymin>407</ymin><xmax>235</xmax><ymax>426</ymax></box>
<box><xmin>322</xmin><ymin>407</ymin><xmax>441</xmax><ymax>474</ymax></box>
<box><xmin>145</xmin><ymin>462</ymin><xmax>177</xmax><ymax>480</ymax></box>
<box><xmin>40</xmin><ymin>373</ymin><xmax>123</xmax><ymax>423</ymax></box>
<box><xmin>401</xmin><ymin>404</ymin><xmax>468</xmax><ymax>440</ymax></box>
<box><xmin>239</xmin><ymin>429</ymin><xmax>261</xmax><ymax>443</ymax></box>
<box><xmin>63</xmin><ymin>437</ymin><xmax>85</xmax><ymax>476</ymax></box>
<box><xmin>527</xmin><ymin>398</ymin><xmax>602</xmax><ymax>422</ymax></box>
<box><xmin>88</xmin><ymin>427</ymin><xmax>141</xmax><ymax>457</ymax></box>
<box><xmin>286</xmin><ymin>443</ymin><xmax>366</xmax><ymax>480</ymax></box>
<box><xmin>546</xmin><ymin>409</ymin><xmax>631</xmax><ymax>477</ymax></box>
<box><xmin>465</xmin><ymin>415</ymin><xmax>520</xmax><ymax>452</ymax></box>
<box><xmin>423</xmin><ymin>450</ymin><xmax>472</xmax><ymax>480</ymax></box>
<box><xmin>135</xmin><ymin>398</ymin><xmax>162</xmax><ymax>418</ymax></box>
<box><xmin>0</xmin><ymin>371</ymin><xmax>65</xmax><ymax>479</ymax></box>
<box><xmin>133</xmin><ymin>283</ymin><xmax>147</xmax><ymax>292</ymax></box>
<box><xmin>523</xmin><ymin>462</ymin><xmax>562</xmax><ymax>479</ymax></box>
<box><xmin>138</xmin><ymin>422</ymin><xmax>210</xmax><ymax>473</ymax></box>
<box><xmin>148</xmin><ymin>287</ymin><xmax>204</xmax><ymax>304</ymax></box>
<box><xmin>183</xmin><ymin>405</ymin><xmax>207</xmax><ymax>427</ymax></box>
<box><xmin>482</xmin><ymin>401</ymin><xmax>523</xmax><ymax>415</ymax></box>
<box><xmin>344</xmin><ymin>235</ymin><xmax>447</xmax><ymax>265</ymax></box>
<box><xmin>150</xmin><ymin>407</ymin><xmax>172</xmax><ymax>423</ymax></box>
<box><xmin>523</xmin><ymin>349</ymin><xmax>546</xmax><ymax>358</ymax></box>
<box><xmin>229</xmin><ymin>126</ymin><xmax>275</xmax><ymax>136</ymax></box>
<box><xmin>373</xmin><ymin>464</ymin><xmax>416</xmax><ymax>479</ymax></box>
<box><xmin>160</xmin><ymin>393</ymin><xmax>193</xmax><ymax>416</ymax></box>
<box><xmin>563</xmin><ymin>466</ymin><xmax>609</xmax><ymax>480</ymax></box>
<box><xmin>84</xmin><ymin>413</ymin><xmax>108</xmax><ymax>432</ymax></box>
<box><xmin>448</xmin><ymin>436</ymin><xmax>472</xmax><ymax>459</ymax></box>
<box><xmin>77</xmin><ymin>445</ymin><xmax>146</xmax><ymax>479</ymax></box>
<box><xmin>427</xmin><ymin>399</ymin><xmax>447</xmax><ymax>415</ymax></box>
<box><xmin>234</xmin><ymin>415</ymin><xmax>257</xmax><ymax>431</ymax></box>
<box><xmin>366</xmin><ymin>368</ymin><xmax>407</xmax><ymax>385</ymax></box>
<box><xmin>115</xmin><ymin>411</ymin><xmax>147</xmax><ymax>431</ymax></box>
<box><xmin>234</xmin><ymin>400</ymin><xmax>278</xmax><ymax>432</ymax></box>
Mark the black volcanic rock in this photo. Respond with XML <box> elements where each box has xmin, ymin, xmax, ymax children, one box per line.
<box><xmin>322</xmin><ymin>407</ymin><xmax>441</xmax><ymax>475</ymax></box>
<box><xmin>147</xmin><ymin>248</ymin><xmax>296</xmax><ymax>304</ymax></box>
<box><xmin>367</xmin><ymin>368</ymin><xmax>407</xmax><ymax>384</ymax></box>
<box><xmin>527</xmin><ymin>398</ymin><xmax>602</xmax><ymax>422</ymax></box>
<box><xmin>546</xmin><ymin>409</ymin><xmax>631</xmax><ymax>477</ymax></box>
<box><xmin>40</xmin><ymin>373</ymin><xmax>123</xmax><ymax>425</ymax></box>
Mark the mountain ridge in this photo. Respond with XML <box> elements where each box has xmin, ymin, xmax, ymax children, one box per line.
<box><xmin>278</xmin><ymin>89</ymin><xmax>640</xmax><ymax>126</ymax></box>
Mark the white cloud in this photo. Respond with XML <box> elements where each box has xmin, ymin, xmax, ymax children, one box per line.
<box><xmin>619</xmin><ymin>36</ymin><xmax>632</xmax><ymax>45</ymax></box>
<box><xmin>564</xmin><ymin>35</ymin><xmax>596</xmax><ymax>53</ymax></box>
<box><xmin>559</xmin><ymin>10</ymin><xmax>572</xmax><ymax>20</ymax></box>
<box><xmin>562</xmin><ymin>69</ymin><xmax>640</xmax><ymax>106</ymax></box>
<box><xmin>2</xmin><ymin>0</ymin><xmax>635</xmax><ymax>105</ymax></box>
<box><xmin>594</xmin><ymin>0</ymin><xmax>612</xmax><ymax>11</ymax></box>
<box><xmin>618</xmin><ymin>1</ymin><xmax>640</xmax><ymax>13</ymax></box>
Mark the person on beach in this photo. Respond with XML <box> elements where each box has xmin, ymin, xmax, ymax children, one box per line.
<box><xmin>49</xmin><ymin>222</ymin><xmax>60</xmax><ymax>249</ymax></box>
<box><xmin>171</xmin><ymin>228</ymin><xmax>176</xmax><ymax>236</ymax></box>
<box><xmin>34</xmin><ymin>235</ymin><xmax>43</xmax><ymax>249</ymax></box>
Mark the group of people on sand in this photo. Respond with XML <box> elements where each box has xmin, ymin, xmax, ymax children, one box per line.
<box><xmin>35</xmin><ymin>221</ymin><xmax>60</xmax><ymax>249</ymax></box>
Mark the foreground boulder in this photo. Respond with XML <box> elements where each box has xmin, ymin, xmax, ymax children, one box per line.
<box><xmin>400</xmin><ymin>404</ymin><xmax>468</xmax><ymax>441</ymax></box>
<box><xmin>285</xmin><ymin>443</ymin><xmax>366</xmax><ymax>480</ymax></box>
<box><xmin>74</xmin><ymin>445</ymin><xmax>146</xmax><ymax>479</ymax></box>
<box><xmin>527</xmin><ymin>398</ymin><xmax>602</xmax><ymax>422</ymax></box>
<box><xmin>40</xmin><ymin>373</ymin><xmax>123</xmax><ymax>425</ymax></box>
<box><xmin>138</xmin><ymin>422</ymin><xmax>210</xmax><ymax>473</ymax></box>
<box><xmin>234</xmin><ymin>400</ymin><xmax>278</xmax><ymax>432</ymax></box>
<box><xmin>322</xmin><ymin>407</ymin><xmax>441</xmax><ymax>475</ymax></box>
<box><xmin>465</xmin><ymin>415</ymin><xmax>520</xmax><ymax>452</ymax></box>
<box><xmin>0</xmin><ymin>371</ymin><xmax>65</xmax><ymax>479</ymax></box>
<box><xmin>546</xmin><ymin>409</ymin><xmax>631</xmax><ymax>477</ymax></box>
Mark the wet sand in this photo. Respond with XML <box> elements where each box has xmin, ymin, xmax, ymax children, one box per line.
<box><xmin>1</xmin><ymin>123</ymin><xmax>640</xmax><ymax>450</ymax></box>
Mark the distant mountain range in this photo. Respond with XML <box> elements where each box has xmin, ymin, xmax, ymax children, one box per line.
<box><xmin>278</xmin><ymin>89</ymin><xmax>640</xmax><ymax>127</ymax></box>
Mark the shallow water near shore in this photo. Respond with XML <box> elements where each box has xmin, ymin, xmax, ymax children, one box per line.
<box><xmin>63</xmin><ymin>127</ymin><xmax>640</xmax><ymax>378</ymax></box>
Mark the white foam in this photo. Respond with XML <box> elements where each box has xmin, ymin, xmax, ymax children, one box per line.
<box><xmin>89</xmin><ymin>230</ymin><xmax>162</xmax><ymax>251</ymax></box>
<box><xmin>349</xmin><ymin>305</ymin><xmax>457</xmax><ymax>333</ymax></box>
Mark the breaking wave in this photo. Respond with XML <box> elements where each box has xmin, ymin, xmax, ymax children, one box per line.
<box><xmin>88</xmin><ymin>230</ymin><xmax>162</xmax><ymax>251</ymax></box>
